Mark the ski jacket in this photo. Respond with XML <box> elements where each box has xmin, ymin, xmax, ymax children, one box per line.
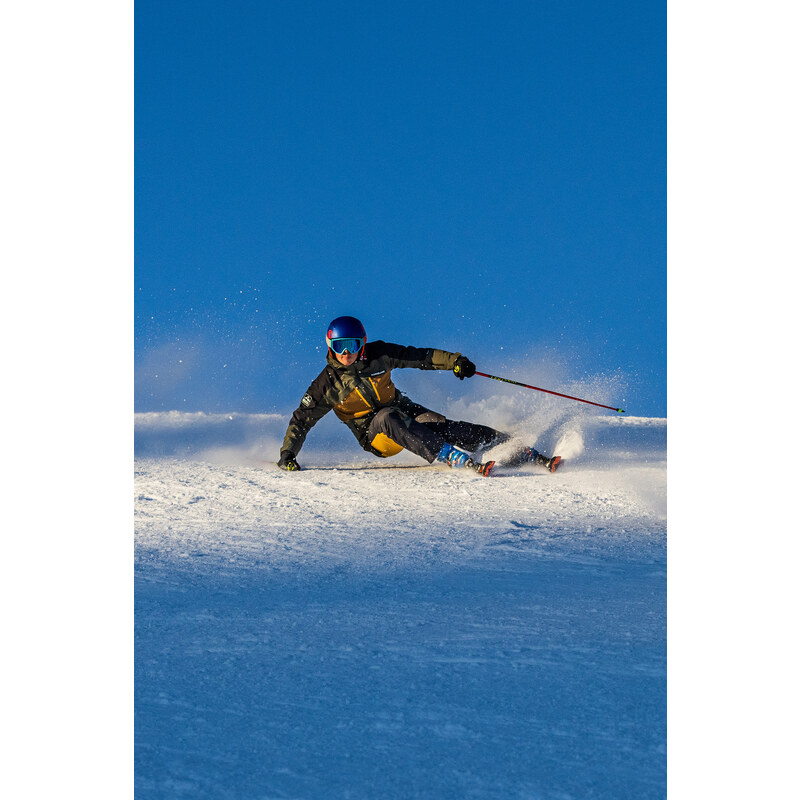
<box><xmin>280</xmin><ymin>341</ymin><xmax>461</xmax><ymax>456</ymax></box>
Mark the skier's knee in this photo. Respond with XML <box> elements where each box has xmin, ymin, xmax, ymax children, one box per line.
<box><xmin>372</xmin><ymin>406</ymin><xmax>405</xmax><ymax>432</ymax></box>
<box><xmin>415</xmin><ymin>411</ymin><xmax>446</xmax><ymax>423</ymax></box>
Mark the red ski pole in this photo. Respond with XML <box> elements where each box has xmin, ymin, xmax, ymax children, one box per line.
<box><xmin>474</xmin><ymin>371</ymin><xmax>625</xmax><ymax>413</ymax></box>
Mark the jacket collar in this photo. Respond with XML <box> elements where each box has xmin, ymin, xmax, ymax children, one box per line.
<box><xmin>326</xmin><ymin>350</ymin><xmax>365</xmax><ymax>373</ymax></box>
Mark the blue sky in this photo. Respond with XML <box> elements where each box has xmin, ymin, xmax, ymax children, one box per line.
<box><xmin>136</xmin><ymin>0</ymin><xmax>665</xmax><ymax>416</ymax></box>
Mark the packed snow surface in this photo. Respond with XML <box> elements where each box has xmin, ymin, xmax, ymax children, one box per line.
<box><xmin>135</xmin><ymin>408</ymin><xmax>666</xmax><ymax>799</ymax></box>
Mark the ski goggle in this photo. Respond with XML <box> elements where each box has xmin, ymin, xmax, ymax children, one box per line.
<box><xmin>329</xmin><ymin>337</ymin><xmax>364</xmax><ymax>355</ymax></box>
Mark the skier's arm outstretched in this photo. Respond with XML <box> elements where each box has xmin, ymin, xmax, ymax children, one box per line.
<box><xmin>376</xmin><ymin>341</ymin><xmax>476</xmax><ymax>379</ymax></box>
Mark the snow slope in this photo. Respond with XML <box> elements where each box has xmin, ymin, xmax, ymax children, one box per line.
<box><xmin>135</xmin><ymin>409</ymin><xmax>666</xmax><ymax>799</ymax></box>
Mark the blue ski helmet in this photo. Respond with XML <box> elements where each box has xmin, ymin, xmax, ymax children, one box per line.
<box><xmin>326</xmin><ymin>315</ymin><xmax>367</xmax><ymax>357</ymax></box>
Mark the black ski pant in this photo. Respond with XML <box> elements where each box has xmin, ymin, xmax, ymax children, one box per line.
<box><xmin>365</xmin><ymin>406</ymin><xmax>509</xmax><ymax>463</ymax></box>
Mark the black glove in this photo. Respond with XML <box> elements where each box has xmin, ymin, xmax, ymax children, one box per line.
<box><xmin>277</xmin><ymin>450</ymin><xmax>301</xmax><ymax>471</ymax></box>
<box><xmin>453</xmin><ymin>356</ymin><xmax>476</xmax><ymax>380</ymax></box>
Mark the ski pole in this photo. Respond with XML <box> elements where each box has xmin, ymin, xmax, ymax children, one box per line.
<box><xmin>474</xmin><ymin>371</ymin><xmax>625</xmax><ymax>413</ymax></box>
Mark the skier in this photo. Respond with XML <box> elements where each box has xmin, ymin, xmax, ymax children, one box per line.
<box><xmin>277</xmin><ymin>316</ymin><xmax>561</xmax><ymax>475</ymax></box>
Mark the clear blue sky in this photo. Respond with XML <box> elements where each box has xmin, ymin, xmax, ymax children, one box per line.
<box><xmin>136</xmin><ymin>0</ymin><xmax>665</xmax><ymax>416</ymax></box>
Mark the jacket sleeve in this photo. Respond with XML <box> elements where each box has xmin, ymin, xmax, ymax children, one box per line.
<box><xmin>280</xmin><ymin>377</ymin><xmax>332</xmax><ymax>455</ymax></box>
<box><xmin>375</xmin><ymin>341</ymin><xmax>461</xmax><ymax>371</ymax></box>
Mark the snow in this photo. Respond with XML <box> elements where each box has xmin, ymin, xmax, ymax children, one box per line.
<box><xmin>135</xmin><ymin>409</ymin><xmax>666</xmax><ymax>798</ymax></box>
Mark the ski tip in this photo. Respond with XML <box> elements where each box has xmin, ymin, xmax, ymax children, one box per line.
<box><xmin>478</xmin><ymin>460</ymin><xmax>496</xmax><ymax>477</ymax></box>
<box><xmin>549</xmin><ymin>456</ymin><xmax>562</xmax><ymax>473</ymax></box>
<box><xmin>617</xmin><ymin>408</ymin><xmax>625</xmax><ymax>414</ymax></box>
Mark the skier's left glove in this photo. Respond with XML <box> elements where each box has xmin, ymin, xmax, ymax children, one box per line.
<box><xmin>278</xmin><ymin>450</ymin><xmax>301</xmax><ymax>471</ymax></box>
<box><xmin>453</xmin><ymin>356</ymin><xmax>476</xmax><ymax>380</ymax></box>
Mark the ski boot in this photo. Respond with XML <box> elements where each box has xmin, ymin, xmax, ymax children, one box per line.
<box><xmin>516</xmin><ymin>447</ymin><xmax>562</xmax><ymax>473</ymax></box>
<box><xmin>437</xmin><ymin>443</ymin><xmax>496</xmax><ymax>477</ymax></box>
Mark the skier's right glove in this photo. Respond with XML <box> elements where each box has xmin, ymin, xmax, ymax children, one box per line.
<box><xmin>453</xmin><ymin>356</ymin><xmax>476</xmax><ymax>380</ymax></box>
<box><xmin>277</xmin><ymin>450</ymin><xmax>301</xmax><ymax>471</ymax></box>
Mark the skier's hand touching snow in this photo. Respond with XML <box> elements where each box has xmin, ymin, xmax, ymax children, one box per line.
<box><xmin>278</xmin><ymin>450</ymin><xmax>301</xmax><ymax>471</ymax></box>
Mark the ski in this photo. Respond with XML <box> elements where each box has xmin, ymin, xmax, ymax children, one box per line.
<box><xmin>505</xmin><ymin>447</ymin><xmax>563</xmax><ymax>473</ymax></box>
<box><xmin>472</xmin><ymin>459</ymin><xmax>496</xmax><ymax>477</ymax></box>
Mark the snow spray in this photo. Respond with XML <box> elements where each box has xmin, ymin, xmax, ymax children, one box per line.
<box><xmin>474</xmin><ymin>371</ymin><xmax>625</xmax><ymax>413</ymax></box>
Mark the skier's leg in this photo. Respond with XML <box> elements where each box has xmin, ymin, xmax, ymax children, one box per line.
<box><xmin>366</xmin><ymin>407</ymin><xmax>446</xmax><ymax>463</ymax></box>
<box><xmin>367</xmin><ymin>408</ymin><xmax>498</xmax><ymax>475</ymax></box>
<box><xmin>422</xmin><ymin>419</ymin><xmax>510</xmax><ymax>452</ymax></box>
<box><xmin>421</xmin><ymin>418</ymin><xmax>561</xmax><ymax>471</ymax></box>
<box><xmin>395</xmin><ymin>394</ymin><xmax>500</xmax><ymax>449</ymax></box>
